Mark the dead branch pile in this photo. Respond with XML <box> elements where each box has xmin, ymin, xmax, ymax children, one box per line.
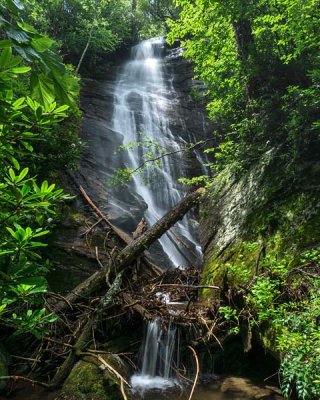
<box><xmin>4</xmin><ymin>185</ymin><xmax>223</xmax><ymax>395</ymax></box>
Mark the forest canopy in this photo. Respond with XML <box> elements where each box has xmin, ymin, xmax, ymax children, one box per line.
<box><xmin>167</xmin><ymin>0</ymin><xmax>320</xmax><ymax>174</ymax></box>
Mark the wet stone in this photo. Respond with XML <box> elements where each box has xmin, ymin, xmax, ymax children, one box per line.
<box><xmin>220</xmin><ymin>377</ymin><xmax>283</xmax><ymax>399</ymax></box>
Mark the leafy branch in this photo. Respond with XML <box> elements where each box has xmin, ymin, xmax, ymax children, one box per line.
<box><xmin>109</xmin><ymin>138</ymin><xmax>215</xmax><ymax>187</ymax></box>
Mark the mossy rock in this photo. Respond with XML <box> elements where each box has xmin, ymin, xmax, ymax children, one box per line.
<box><xmin>200</xmin><ymin>148</ymin><xmax>320</xmax><ymax>295</ymax></box>
<box><xmin>55</xmin><ymin>355</ymin><xmax>126</xmax><ymax>400</ymax></box>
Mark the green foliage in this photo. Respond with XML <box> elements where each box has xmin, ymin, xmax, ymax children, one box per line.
<box><xmin>0</xmin><ymin>0</ymin><xmax>79</xmax><ymax>109</ymax></box>
<box><xmin>249</xmin><ymin>276</ymin><xmax>281</xmax><ymax>320</ymax></box>
<box><xmin>10</xmin><ymin>308</ymin><xmax>58</xmax><ymax>339</ymax></box>
<box><xmin>137</xmin><ymin>0</ymin><xmax>179</xmax><ymax>38</ymax></box>
<box><xmin>276</xmin><ymin>294</ymin><xmax>320</xmax><ymax>400</ymax></box>
<box><xmin>167</xmin><ymin>0</ymin><xmax>320</xmax><ymax>173</ymax></box>
<box><xmin>23</xmin><ymin>0</ymin><xmax>136</xmax><ymax>71</ymax></box>
<box><xmin>109</xmin><ymin>135</ymin><xmax>165</xmax><ymax>186</ymax></box>
<box><xmin>0</xmin><ymin>3</ymin><xmax>78</xmax><ymax>338</ymax></box>
<box><xmin>111</xmin><ymin>137</ymin><xmax>207</xmax><ymax>187</ymax></box>
<box><xmin>21</xmin><ymin>0</ymin><xmax>179</xmax><ymax>69</ymax></box>
<box><xmin>227</xmin><ymin>262</ymin><xmax>251</xmax><ymax>286</ymax></box>
<box><xmin>169</xmin><ymin>1</ymin><xmax>320</xmax><ymax>398</ymax></box>
<box><xmin>178</xmin><ymin>175</ymin><xmax>208</xmax><ymax>187</ymax></box>
<box><xmin>220</xmin><ymin>242</ymin><xmax>320</xmax><ymax>399</ymax></box>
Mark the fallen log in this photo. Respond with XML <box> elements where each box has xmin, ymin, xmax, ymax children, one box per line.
<box><xmin>121</xmin><ymin>293</ymin><xmax>152</xmax><ymax>320</ymax></box>
<box><xmin>53</xmin><ymin>188</ymin><xmax>205</xmax><ymax>313</ymax></box>
<box><xmin>115</xmin><ymin>188</ymin><xmax>206</xmax><ymax>268</ymax></box>
<box><xmin>50</xmin><ymin>272</ymin><xmax>124</xmax><ymax>388</ymax></box>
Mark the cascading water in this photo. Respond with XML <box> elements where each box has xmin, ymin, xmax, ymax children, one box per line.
<box><xmin>112</xmin><ymin>37</ymin><xmax>202</xmax><ymax>268</ymax></box>
<box><xmin>131</xmin><ymin>319</ymin><xmax>179</xmax><ymax>390</ymax></box>
<box><xmin>112</xmin><ymin>38</ymin><xmax>207</xmax><ymax>392</ymax></box>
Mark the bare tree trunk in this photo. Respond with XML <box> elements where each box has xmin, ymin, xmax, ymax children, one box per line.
<box><xmin>232</xmin><ymin>18</ymin><xmax>257</xmax><ymax>98</ymax></box>
<box><xmin>76</xmin><ymin>24</ymin><xmax>94</xmax><ymax>74</ymax></box>
<box><xmin>233</xmin><ymin>19</ymin><xmax>254</xmax><ymax>64</ymax></box>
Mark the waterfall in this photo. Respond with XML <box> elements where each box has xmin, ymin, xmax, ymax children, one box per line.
<box><xmin>112</xmin><ymin>38</ymin><xmax>207</xmax><ymax>392</ymax></box>
<box><xmin>131</xmin><ymin>319</ymin><xmax>179</xmax><ymax>390</ymax></box>
<box><xmin>112</xmin><ymin>37</ymin><xmax>201</xmax><ymax>268</ymax></box>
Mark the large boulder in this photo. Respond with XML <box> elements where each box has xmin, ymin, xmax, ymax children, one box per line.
<box><xmin>55</xmin><ymin>354</ymin><xmax>130</xmax><ymax>400</ymax></box>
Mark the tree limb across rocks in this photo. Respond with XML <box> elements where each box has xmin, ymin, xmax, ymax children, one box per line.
<box><xmin>79</xmin><ymin>185</ymin><xmax>132</xmax><ymax>245</ymax></box>
<box><xmin>53</xmin><ymin>187</ymin><xmax>205</xmax><ymax>313</ymax></box>
<box><xmin>80</xmin><ymin>186</ymin><xmax>162</xmax><ymax>276</ymax></box>
<box><xmin>115</xmin><ymin>188</ymin><xmax>205</xmax><ymax>268</ymax></box>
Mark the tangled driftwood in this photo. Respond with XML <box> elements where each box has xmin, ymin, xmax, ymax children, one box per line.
<box><xmin>3</xmin><ymin>185</ymin><xmax>224</xmax><ymax>397</ymax></box>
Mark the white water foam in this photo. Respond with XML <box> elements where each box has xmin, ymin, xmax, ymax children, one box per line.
<box><xmin>131</xmin><ymin>374</ymin><xmax>178</xmax><ymax>391</ymax></box>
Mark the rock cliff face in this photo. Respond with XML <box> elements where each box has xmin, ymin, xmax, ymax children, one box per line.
<box><xmin>199</xmin><ymin>146</ymin><xmax>320</xmax><ymax>291</ymax></box>
<box><xmin>70</xmin><ymin>41</ymin><xmax>214</xmax><ymax>268</ymax></box>
<box><xmin>77</xmin><ymin>44</ymin><xmax>213</xmax><ymax>233</ymax></box>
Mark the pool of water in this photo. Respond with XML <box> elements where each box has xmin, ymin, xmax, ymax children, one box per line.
<box><xmin>0</xmin><ymin>384</ymin><xmax>241</xmax><ymax>400</ymax></box>
<box><xmin>130</xmin><ymin>382</ymin><xmax>245</xmax><ymax>399</ymax></box>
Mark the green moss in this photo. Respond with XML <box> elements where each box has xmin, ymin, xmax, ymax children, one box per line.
<box><xmin>200</xmin><ymin>150</ymin><xmax>320</xmax><ymax>398</ymax></box>
<box><xmin>201</xmin><ymin>241</ymin><xmax>262</xmax><ymax>296</ymax></box>
<box><xmin>60</xmin><ymin>356</ymin><xmax>121</xmax><ymax>400</ymax></box>
<box><xmin>202</xmin><ymin>186</ymin><xmax>320</xmax><ymax>294</ymax></box>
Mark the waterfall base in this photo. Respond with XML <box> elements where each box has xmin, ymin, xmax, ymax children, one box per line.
<box><xmin>131</xmin><ymin>318</ymin><xmax>179</xmax><ymax>392</ymax></box>
<box><xmin>131</xmin><ymin>374</ymin><xmax>178</xmax><ymax>391</ymax></box>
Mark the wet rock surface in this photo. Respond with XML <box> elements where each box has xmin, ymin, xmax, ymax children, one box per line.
<box><xmin>77</xmin><ymin>42</ymin><xmax>213</xmax><ymax>238</ymax></box>
<box><xmin>220</xmin><ymin>376</ymin><xmax>283</xmax><ymax>399</ymax></box>
<box><xmin>200</xmin><ymin>144</ymin><xmax>320</xmax><ymax>289</ymax></box>
<box><xmin>199</xmin><ymin>149</ymin><xmax>286</xmax><ymax>289</ymax></box>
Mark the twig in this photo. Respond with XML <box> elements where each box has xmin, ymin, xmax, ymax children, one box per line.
<box><xmin>81</xmin><ymin>218</ymin><xmax>104</xmax><ymax>236</ymax></box>
<box><xmin>44</xmin><ymin>337</ymin><xmax>74</xmax><ymax>349</ymax></box>
<box><xmin>86</xmin><ymin>349</ymin><xmax>132</xmax><ymax>356</ymax></box>
<box><xmin>120</xmin><ymin>379</ymin><xmax>128</xmax><ymax>400</ymax></box>
<box><xmin>157</xmin><ymin>284</ymin><xmax>219</xmax><ymax>290</ymax></box>
<box><xmin>199</xmin><ymin>316</ymin><xmax>223</xmax><ymax>349</ymax></box>
<box><xmin>79</xmin><ymin>186</ymin><xmax>132</xmax><ymax>245</ymax></box>
<box><xmin>95</xmin><ymin>246</ymin><xmax>105</xmax><ymax>270</ymax></box>
<box><xmin>11</xmin><ymin>355</ymin><xmax>41</xmax><ymax>363</ymax></box>
<box><xmin>187</xmin><ymin>346</ymin><xmax>199</xmax><ymax>400</ymax></box>
<box><xmin>95</xmin><ymin>354</ymin><xmax>131</xmax><ymax>398</ymax></box>
<box><xmin>0</xmin><ymin>375</ymin><xmax>50</xmax><ymax>388</ymax></box>
<box><xmin>288</xmin><ymin>266</ymin><xmax>320</xmax><ymax>280</ymax></box>
<box><xmin>48</xmin><ymin>291</ymin><xmax>73</xmax><ymax>310</ymax></box>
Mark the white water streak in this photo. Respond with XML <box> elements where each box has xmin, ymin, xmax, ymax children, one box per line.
<box><xmin>112</xmin><ymin>38</ymin><xmax>200</xmax><ymax>267</ymax></box>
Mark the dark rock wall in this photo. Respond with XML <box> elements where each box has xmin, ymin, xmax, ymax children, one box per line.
<box><xmin>76</xmin><ymin>44</ymin><xmax>214</xmax><ymax>234</ymax></box>
<box><xmin>200</xmin><ymin>146</ymin><xmax>320</xmax><ymax>291</ymax></box>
